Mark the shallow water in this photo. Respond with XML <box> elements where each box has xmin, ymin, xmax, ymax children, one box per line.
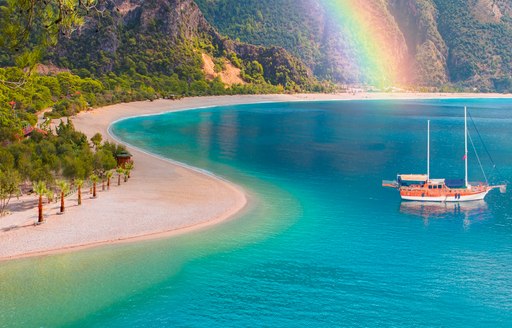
<box><xmin>1</xmin><ymin>99</ymin><xmax>512</xmax><ymax>327</ymax></box>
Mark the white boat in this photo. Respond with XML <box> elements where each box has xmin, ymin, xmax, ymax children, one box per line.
<box><xmin>383</xmin><ymin>107</ymin><xmax>506</xmax><ymax>202</ymax></box>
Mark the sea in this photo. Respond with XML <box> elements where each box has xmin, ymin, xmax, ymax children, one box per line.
<box><xmin>1</xmin><ymin>99</ymin><xmax>512</xmax><ymax>327</ymax></box>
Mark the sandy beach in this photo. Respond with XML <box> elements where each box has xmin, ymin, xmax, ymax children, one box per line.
<box><xmin>1</xmin><ymin>92</ymin><xmax>510</xmax><ymax>260</ymax></box>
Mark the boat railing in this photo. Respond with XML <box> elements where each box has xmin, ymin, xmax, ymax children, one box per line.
<box><xmin>400</xmin><ymin>184</ymin><xmax>425</xmax><ymax>190</ymax></box>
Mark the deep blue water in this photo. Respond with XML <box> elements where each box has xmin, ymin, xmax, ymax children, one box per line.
<box><xmin>1</xmin><ymin>99</ymin><xmax>512</xmax><ymax>327</ymax></box>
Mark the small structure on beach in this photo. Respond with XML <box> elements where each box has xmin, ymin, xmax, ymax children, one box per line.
<box><xmin>116</xmin><ymin>151</ymin><xmax>133</xmax><ymax>168</ymax></box>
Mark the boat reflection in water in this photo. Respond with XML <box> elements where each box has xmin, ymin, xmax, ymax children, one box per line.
<box><xmin>400</xmin><ymin>200</ymin><xmax>489</xmax><ymax>228</ymax></box>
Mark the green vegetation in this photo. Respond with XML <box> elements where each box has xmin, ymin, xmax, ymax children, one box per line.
<box><xmin>433</xmin><ymin>0</ymin><xmax>512</xmax><ymax>91</ymax></box>
<box><xmin>0</xmin><ymin>120</ymin><xmax>125</xmax><ymax>216</ymax></box>
<box><xmin>0</xmin><ymin>168</ymin><xmax>20</xmax><ymax>215</ymax></box>
<box><xmin>0</xmin><ymin>67</ymin><xmax>113</xmax><ymax>141</ymax></box>
<box><xmin>1</xmin><ymin>0</ymin><xmax>509</xmax><ymax>141</ymax></box>
<box><xmin>195</xmin><ymin>0</ymin><xmax>322</xmax><ymax>69</ymax></box>
<box><xmin>0</xmin><ymin>59</ymin><xmax>300</xmax><ymax>145</ymax></box>
<box><xmin>0</xmin><ymin>0</ymin><xmax>97</xmax><ymax>71</ymax></box>
<box><xmin>106</xmin><ymin>171</ymin><xmax>114</xmax><ymax>190</ymax></box>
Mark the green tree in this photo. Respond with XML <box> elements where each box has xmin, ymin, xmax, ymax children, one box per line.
<box><xmin>93</xmin><ymin>148</ymin><xmax>117</xmax><ymax>177</ymax></box>
<box><xmin>91</xmin><ymin>133</ymin><xmax>103</xmax><ymax>150</ymax></box>
<box><xmin>0</xmin><ymin>169</ymin><xmax>21</xmax><ymax>216</ymax></box>
<box><xmin>243</xmin><ymin>60</ymin><xmax>264</xmax><ymax>82</ymax></box>
<box><xmin>102</xmin><ymin>141</ymin><xmax>127</xmax><ymax>157</ymax></box>
<box><xmin>0</xmin><ymin>0</ymin><xmax>98</xmax><ymax>70</ymax></box>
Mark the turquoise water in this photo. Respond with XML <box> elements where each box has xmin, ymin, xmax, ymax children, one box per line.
<box><xmin>1</xmin><ymin>99</ymin><xmax>512</xmax><ymax>327</ymax></box>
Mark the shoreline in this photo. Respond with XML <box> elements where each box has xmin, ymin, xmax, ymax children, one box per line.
<box><xmin>1</xmin><ymin>92</ymin><xmax>511</xmax><ymax>261</ymax></box>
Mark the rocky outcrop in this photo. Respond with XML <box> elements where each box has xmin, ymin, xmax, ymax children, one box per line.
<box><xmin>53</xmin><ymin>0</ymin><xmax>313</xmax><ymax>86</ymax></box>
<box><xmin>220</xmin><ymin>40</ymin><xmax>313</xmax><ymax>86</ymax></box>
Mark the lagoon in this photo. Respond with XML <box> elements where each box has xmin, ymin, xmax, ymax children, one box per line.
<box><xmin>2</xmin><ymin>99</ymin><xmax>512</xmax><ymax>327</ymax></box>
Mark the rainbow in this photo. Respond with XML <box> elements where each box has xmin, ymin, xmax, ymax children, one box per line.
<box><xmin>321</xmin><ymin>0</ymin><xmax>409</xmax><ymax>86</ymax></box>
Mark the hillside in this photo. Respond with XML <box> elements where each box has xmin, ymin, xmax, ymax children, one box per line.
<box><xmin>432</xmin><ymin>0</ymin><xmax>512</xmax><ymax>91</ymax></box>
<box><xmin>49</xmin><ymin>0</ymin><xmax>315</xmax><ymax>91</ymax></box>
<box><xmin>196</xmin><ymin>0</ymin><xmax>512</xmax><ymax>91</ymax></box>
<box><xmin>195</xmin><ymin>0</ymin><xmax>324</xmax><ymax>71</ymax></box>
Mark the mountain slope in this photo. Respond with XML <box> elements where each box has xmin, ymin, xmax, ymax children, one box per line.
<box><xmin>195</xmin><ymin>0</ymin><xmax>324</xmax><ymax>70</ymax></box>
<box><xmin>388</xmin><ymin>0</ymin><xmax>449</xmax><ymax>86</ymax></box>
<box><xmin>196</xmin><ymin>0</ymin><xmax>512</xmax><ymax>90</ymax></box>
<box><xmin>196</xmin><ymin>0</ymin><xmax>411</xmax><ymax>83</ymax></box>
<box><xmin>48</xmin><ymin>0</ymin><xmax>315</xmax><ymax>91</ymax></box>
<box><xmin>432</xmin><ymin>0</ymin><xmax>512</xmax><ymax>91</ymax></box>
<box><xmin>318</xmin><ymin>0</ymin><xmax>410</xmax><ymax>84</ymax></box>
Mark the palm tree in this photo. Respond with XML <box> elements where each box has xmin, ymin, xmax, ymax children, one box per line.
<box><xmin>34</xmin><ymin>181</ymin><xmax>47</xmax><ymax>224</ymax></box>
<box><xmin>90</xmin><ymin>174</ymin><xmax>99</xmax><ymax>198</ymax></box>
<box><xmin>116</xmin><ymin>168</ymin><xmax>123</xmax><ymax>186</ymax></box>
<box><xmin>123</xmin><ymin>169</ymin><xmax>128</xmax><ymax>183</ymax></box>
<box><xmin>75</xmin><ymin>179</ymin><xmax>84</xmax><ymax>205</ymax></box>
<box><xmin>56</xmin><ymin>180</ymin><xmax>70</xmax><ymax>213</ymax></box>
<box><xmin>106</xmin><ymin>171</ymin><xmax>113</xmax><ymax>190</ymax></box>
<box><xmin>124</xmin><ymin>162</ymin><xmax>134</xmax><ymax>178</ymax></box>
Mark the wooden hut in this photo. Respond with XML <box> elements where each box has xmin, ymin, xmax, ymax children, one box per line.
<box><xmin>116</xmin><ymin>151</ymin><xmax>133</xmax><ymax>168</ymax></box>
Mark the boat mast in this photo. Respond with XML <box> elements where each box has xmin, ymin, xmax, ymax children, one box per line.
<box><xmin>427</xmin><ymin>120</ymin><xmax>430</xmax><ymax>181</ymax></box>
<box><xmin>465</xmin><ymin>106</ymin><xmax>468</xmax><ymax>188</ymax></box>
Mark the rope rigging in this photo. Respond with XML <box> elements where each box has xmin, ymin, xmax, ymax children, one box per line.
<box><xmin>467</xmin><ymin>110</ymin><xmax>506</xmax><ymax>184</ymax></box>
<box><xmin>467</xmin><ymin>130</ymin><xmax>487</xmax><ymax>184</ymax></box>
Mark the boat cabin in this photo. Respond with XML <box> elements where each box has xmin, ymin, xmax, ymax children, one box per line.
<box><xmin>396</xmin><ymin>175</ymin><xmax>445</xmax><ymax>189</ymax></box>
<box><xmin>426</xmin><ymin>179</ymin><xmax>445</xmax><ymax>189</ymax></box>
<box><xmin>397</xmin><ymin>174</ymin><xmax>428</xmax><ymax>187</ymax></box>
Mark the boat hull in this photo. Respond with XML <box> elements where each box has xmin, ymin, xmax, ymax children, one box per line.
<box><xmin>400</xmin><ymin>189</ymin><xmax>490</xmax><ymax>202</ymax></box>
